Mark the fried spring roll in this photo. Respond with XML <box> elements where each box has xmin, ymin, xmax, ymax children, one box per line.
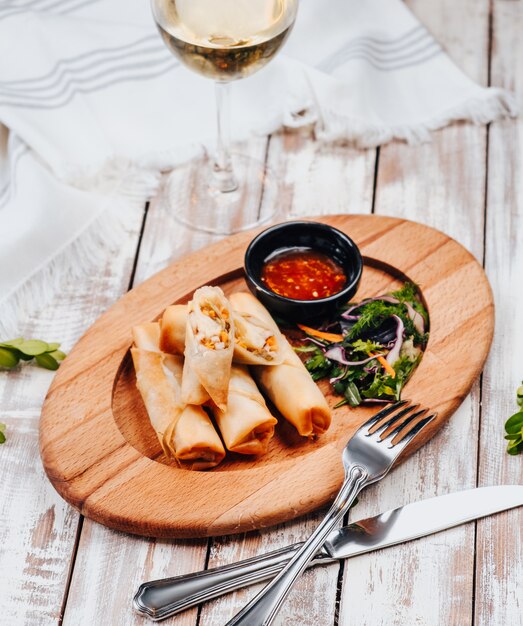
<box><xmin>160</xmin><ymin>306</ymin><xmax>210</xmax><ymax>405</ymax></box>
<box><xmin>163</xmin><ymin>355</ymin><xmax>225</xmax><ymax>469</ymax></box>
<box><xmin>232</xmin><ymin>311</ymin><xmax>284</xmax><ymax>366</ymax></box>
<box><xmin>159</xmin><ymin>305</ymin><xmax>186</xmax><ymax>354</ymax></box>
<box><xmin>210</xmin><ymin>365</ymin><xmax>277</xmax><ymax>455</ymax></box>
<box><xmin>183</xmin><ymin>286</ymin><xmax>234</xmax><ymax>411</ymax></box>
<box><xmin>131</xmin><ymin>327</ymin><xmax>225</xmax><ymax>470</ymax></box>
<box><xmin>132</xmin><ymin>322</ymin><xmax>161</xmax><ymax>352</ymax></box>
<box><xmin>228</xmin><ymin>292</ymin><xmax>332</xmax><ymax>438</ymax></box>
<box><xmin>160</xmin><ymin>303</ymin><xmax>283</xmax><ymax>366</ymax></box>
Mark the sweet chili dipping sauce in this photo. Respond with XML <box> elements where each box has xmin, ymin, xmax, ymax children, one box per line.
<box><xmin>261</xmin><ymin>248</ymin><xmax>346</xmax><ymax>300</ymax></box>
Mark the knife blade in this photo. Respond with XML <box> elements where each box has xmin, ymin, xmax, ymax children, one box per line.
<box><xmin>134</xmin><ymin>485</ymin><xmax>523</xmax><ymax>621</ymax></box>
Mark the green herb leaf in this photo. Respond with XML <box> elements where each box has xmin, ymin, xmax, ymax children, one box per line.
<box><xmin>34</xmin><ymin>353</ymin><xmax>59</xmax><ymax>371</ymax></box>
<box><xmin>0</xmin><ymin>423</ymin><xmax>5</xmax><ymax>444</ymax></box>
<box><xmin>504</xmin><ymin>384</ymin><xmax>523</xmax><ymax>455</ymax></box>
<box><xmin>517</xmin><ymin>383</ymin><xmax>523</xmax><ymax>408</ymax></box>
<box><xmin>390</xmin><ymin>282</ymin><xmax>419</xmax><ymax>303</ymax></box>
<box><xmin>48</xmin><ymin>350</ymin><xmax>66</xmax><ymax>362</ymax></box>
<box><xmin>18</xmin><ymin>339</ymin><xmax>50</xmax><ymax>356</ymax></box>
<box><xmin>507</xmin><ymin>439</ymin><xmax>523</xmax><ymax>455</ymax></box>
<box><xmin>350</xmin><ymin>339</ymin><xmax>383</xmax><ymax>354</ymax></box>
<box><xmin>0</xmin><ymin>338</ymin><xmax>24</xmax><ymax>348</ymax></box>
<box><xmin>0</xmin><ymin>347</ymin><xmax>20</xmax><ymax>369</ymax></box>
<box><xmin>46</xmin><ymin>342</ymin><xmax>61</xmax><ymax>352</ymax></box>
<box><xmin>346</xmin><ymin>299</ymin><xmax>424</xmax><ymax>345</ymax></box>
<box><xmin>293</xmin><ymin>345</ymin><xmax>319</xmax><ymax>353</ymax></box>
<box><xmin>344</xmin><ymin>382</ymin><xmax>362</xmax><ymax>407</ymax></box>
<box><xmin>505</xmin><ymin>411</ymin><xmax>523</xmax><ymax>434</ymax></box>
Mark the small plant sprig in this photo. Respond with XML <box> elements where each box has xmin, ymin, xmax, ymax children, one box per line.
<box><xmin>0</xmin><ymin>423</ymin><xmax>6</xmax><ymax>445</ymax></box>
<box><xmin>504</xmin><ymin>381</ymin><xmax>523</xmax><ymax>456</ymax></box>
<box><xmin>0</xmin><ymin>338</ymin><xmax>66</xmax><ymax>372</ymax></box>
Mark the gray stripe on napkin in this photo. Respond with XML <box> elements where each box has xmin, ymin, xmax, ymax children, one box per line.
<box><xmin>0</xmin><ymin>58</ymin><xmax>177</xmax><ymax>110</ymax></box>
<box><xmin>318</xmin><ymin>26</ymin><xmax>441</xmax><ymax>73</ymax></box>
<box><xmin>0</xmin><ymin>0</ymin><xmax>97</xmax><ymax>20</ymax></box>
<box><xmin>0</xmin><ymin>43</ymin><xmax>169</xmax><ymax>96</ymax></box>
<box><xmin>0</xmin><ymin>34</ymin><xmax>161</xmax><ymax>88</ymax></box>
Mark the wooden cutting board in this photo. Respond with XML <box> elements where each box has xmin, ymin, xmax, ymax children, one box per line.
<box><xmin>39</xmin><ymin>214</ymin><xmax>494</xmax><ymax>538</ymax></box>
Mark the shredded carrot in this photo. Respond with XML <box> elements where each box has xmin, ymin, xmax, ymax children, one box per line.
<box><xmin>297</xmin><ymin>324</ymin><xmax>344</xmax><ymax>343</ymax></box>
<box><xmin>370</xmin><ymin>352</ymin><xmax>396</xmax><ymax>378</ymax></box>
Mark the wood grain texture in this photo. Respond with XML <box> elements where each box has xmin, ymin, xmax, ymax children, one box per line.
<box><xmin>0</xmin><ymin>201</ymin><xmax>145</xmax><ymax>625</ymax></box>
<box><xmin>338</xmin><ymin>0</ymin><xmax>490</xmax><ymax>624</ymax></box>
<box><xmin>475</xmin><ymin>1</ymin><xmax>523</xmax><ymax>625</ymax></box>
<box><xmin>39</xmin><ymin>214</ymin><xmax>493</xmax><ymax>540</ymax></box>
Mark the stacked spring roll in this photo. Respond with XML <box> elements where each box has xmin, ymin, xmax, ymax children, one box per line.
<box><xmin>182</xmin><ymin>286</ymin><xmax>235</xmax><ymax>411</ymax></box>
<box><xmin>228</xmin><ymin>292</ymin><xmax>332</xmax><ymax>438</ymax></box>
<box><xmin>133</xmin><ymin>286</ymin><xmax>333</xmax><ymax>470</ymax></box>
<box><xmin>159</xmin><ymin>289</ymin><xmax>279</xmax><ymax>455</ymax></box>
<box><xmin>131</xmin><ymin>322</ymin><xmax>225</xmax><ymax>470</ymax></box>
<box><xmin>160</xmin><ymin>304</ymin><xmax>284</xmax><ymax>366</ymax></box>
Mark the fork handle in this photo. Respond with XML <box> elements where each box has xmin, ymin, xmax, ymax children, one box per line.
<box><xmin>225</xmin><ymin>465</ymin><xmax>368</xmax><ymax>626</ymax></box>
<box><xmin>133</xmin><ymin>544</ymin><xmax>336</xmax><ymax>621</ymax></box>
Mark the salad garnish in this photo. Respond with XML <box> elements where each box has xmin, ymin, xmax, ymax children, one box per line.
<box><xmin>294</xmin><ymin>283</ymin><xmax>429</xmax><ymax>407</ymax></box>
<box><xmin>504</xmin><ymin>381</ymin><xmax>523</xmax><ymax>455</ymax></box>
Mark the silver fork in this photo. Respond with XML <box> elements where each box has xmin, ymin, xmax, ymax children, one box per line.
<box><xmin>224</xmin><ymin>400</ymin><xmax>436</xmax><ymax>626</ymax></box>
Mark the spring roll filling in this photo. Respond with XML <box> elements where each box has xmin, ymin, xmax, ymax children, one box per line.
<box><xmin>191</xmin><ymin>301</ymin><xmax>231</xmax><ymax>351</ymax></box>
<box><xmin>234</xmin><ymin>314</ymin><xmax>278</xmax><ymax>360</ymax></box>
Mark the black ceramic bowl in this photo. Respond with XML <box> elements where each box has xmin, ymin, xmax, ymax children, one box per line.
<box><xmin>244</xmin><ymin>221</ymin><xmax>363</xmax><ymax>322</ymax></box>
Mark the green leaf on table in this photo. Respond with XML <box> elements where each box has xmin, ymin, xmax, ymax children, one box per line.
<box><xmin>505</xmin><ymin>411</ymin><xmax>523</xmax><ymax>434</ymax></box>
<box><xmin>48</xmin><ymin>350</ymin><xmax>66</xmax><ymax>362</ymax></box>
<box><xmin>0</xmin><ymin>337</ymin><xmax>66</xmax><ymax>376</ymax></box>
<box><xmin>18</xmin><ymin>339</ymin><xmax>50</xmax><ymax>356</ymax></box>
<box><xmin>517</xmin><ymin>383</ymin><xmax>523</xmax><ymax>407</ymax></box>
<box><xmin>504</xmin><ymin>402</ymin><xmax>523</xmax><ymax>455</ymax></box>
<box><xmin>0</xmin><ymin>423</ymin><xmax>5</xmax><ymax>444</ymax></box>
<box><xmin>507</xmin><ymin>439</ymin><xmax>523</xmax><ymax>455</ymax></box>
<box><xmin>0</xmin><ymin>347</ymin><xmax>20</xmax><ymax>369</ymax></box>
<box><xmin>0</xmin><ymin>338</ymin><xmax>24</xmax><ymax>348</ymax></box>
<box><xmin>35</xmin><ymin>353</ymin><xmax>60</xmax><ymax>371</ymax></box>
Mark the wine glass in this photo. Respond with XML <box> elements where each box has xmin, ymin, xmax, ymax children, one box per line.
<box><xmin>151</xmin><ymin>0</ymin><xmax>298</xmax><ymax>235</ymax></box>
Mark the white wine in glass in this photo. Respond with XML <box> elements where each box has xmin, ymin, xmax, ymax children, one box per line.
<box><xmin>151</xmin><ymin>0</ymin><xmax>298</xmax><ymax>234</ymax></box>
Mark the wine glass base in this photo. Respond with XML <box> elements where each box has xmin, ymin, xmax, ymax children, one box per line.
<box><xmin>164</xmin><ymin>152</ymin><xmax>281</xmax><ymax>235</ymax></box>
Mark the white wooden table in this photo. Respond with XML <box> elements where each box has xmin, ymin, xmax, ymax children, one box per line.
<box><xmin>1</xmin><ymin>1</ymin><xmax>522</xmax><ymax>624</ymax></box>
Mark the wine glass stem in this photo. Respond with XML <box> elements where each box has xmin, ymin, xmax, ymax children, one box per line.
<box><xmin>213</xmin><ymin>81</ymin><xmax>238</xmax><ymax>193</ymax></box>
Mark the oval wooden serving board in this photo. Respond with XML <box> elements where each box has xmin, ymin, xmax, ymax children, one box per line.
<box><xmin>39</xmin><ymin>215</ymin><xmax>494</xmax><ymax>538</ymax></box>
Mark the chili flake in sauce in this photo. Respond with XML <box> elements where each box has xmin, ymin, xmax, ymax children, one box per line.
<box><xmin>261</xmin><ymin>248</ymin><xmax>346</xmax><ymax>300</ymax></box>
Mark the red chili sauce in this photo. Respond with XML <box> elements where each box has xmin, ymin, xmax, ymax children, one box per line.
<box><xmin>261</xmin><ymin>248</ymin><xmax>346</xmax><ymax>300</ymax></box>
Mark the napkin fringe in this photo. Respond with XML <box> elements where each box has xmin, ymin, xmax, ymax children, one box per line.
<box><xmin>316</xmin><ymin>87</ymin><xmax>518</xmax><ymax>148</ymax></box>
<box><xmin>0</xmin><ymin>160</ymin><xmax>161</xmax><ymax>338</ymax></box>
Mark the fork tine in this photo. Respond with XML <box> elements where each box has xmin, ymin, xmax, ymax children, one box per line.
<box><xmin>380</xmin><ymin>407</ymin><xmax>428</xmax><ymax>442</ymax></box>
<box><xmin>368</xmin><ymin>403</ymin><xmax>420</xmax><ymax>439</ymax></box>
<box><xmin>386</xmin><ymin>412</ymin><xmax>437</xmax><ymax>449</ymax></box>
<box><xmin>360</xmin><ymin>399</ymin><xmax>409</xmax><ymax>434</ymax></box>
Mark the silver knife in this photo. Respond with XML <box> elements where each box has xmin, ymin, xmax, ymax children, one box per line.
<box><xmin>133</xmin><ymin>485</ymin><xmax>523</xmax><ymax>621</ymax></box>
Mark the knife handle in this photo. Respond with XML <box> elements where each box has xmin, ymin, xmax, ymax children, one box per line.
<box><xmin>133</xmin><ymin>543</ymin><xmax>336</xmax><ymax>621</ymax></box>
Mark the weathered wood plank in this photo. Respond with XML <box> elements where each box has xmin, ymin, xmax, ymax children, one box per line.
<box><xmin>475</xmin><ymin>1</ymin><xmax>523</xmax><ymax>624</ymax></box>
<box><xmin>338</xmin><ymin>0</ymin><xmax>490</xmax><ymax>623</ymax></box>
<box><xmin>0</xmin><ymin>200</ymin><xmax>145</xmax><ymax>625</ymax></box>
<box><xmin>198</xmin><ymin>134</ymin><xmax>376</xmax><ymax>625</ymax></box>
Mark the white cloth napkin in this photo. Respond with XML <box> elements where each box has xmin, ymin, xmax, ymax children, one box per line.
<box><xmin>0</xmin><ymin>0</ymin><xmax>517</xmax><ymax>336</ymax></box>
